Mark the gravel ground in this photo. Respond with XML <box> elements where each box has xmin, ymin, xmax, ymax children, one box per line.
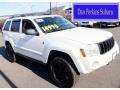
<box><xmin>0</xmin><ymin>27</ymin><xmax>120</xmax><ymax>88</ymax></box>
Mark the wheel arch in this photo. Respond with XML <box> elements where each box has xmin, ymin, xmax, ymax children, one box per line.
<box><xmin>5</xmin><ymin>40</ymin><xmax>15</xmax><ymax>50</ymax></box>
<box><xmin>47</xmin><ymin>50</ymin><xmax>80</xmax><ymax>75</ymax></box>
<box><xmin>5</xmin><ymin>41</ymin><xmax>11</xmax><ymax>47</ymax></box>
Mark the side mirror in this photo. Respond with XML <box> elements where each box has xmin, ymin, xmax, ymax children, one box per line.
<box><xmin>25</xmin><ymin>29</ymin><xmax>39</xmax><ymax>36</ymax></box>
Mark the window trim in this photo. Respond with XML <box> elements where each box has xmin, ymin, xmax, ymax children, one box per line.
<box><xmin>3</xmin><ymin>21</ymin><xmax>11</xmax><ymax>31</ymax></box>
<box><xmin>10</xmin><ymin>19</ymin><xmax>21</xmax><ymax>33</ymax></box>
<box><xmin>22</xmin><ymin>19</ymin><xmax>39</xmax><ymax>36</ymax></box>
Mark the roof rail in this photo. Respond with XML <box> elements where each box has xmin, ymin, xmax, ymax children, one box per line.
<box><xmin>8</xmin><ymin>12</ymin><xmax>51</xmax><ymax>19</ymax></box>
<box><xmin>9</xmin><ymin>14</ymin><xmax>26</xmax><ymax>19</ymax></box>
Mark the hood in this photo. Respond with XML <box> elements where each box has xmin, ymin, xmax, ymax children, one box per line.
<box><xmin>46</xmin><ymin>27</ymin><xmax>113</xmax><ymax>44</ymax></box>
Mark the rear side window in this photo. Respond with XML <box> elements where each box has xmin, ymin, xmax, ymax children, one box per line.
<box><xmin>11</xmin><ymin>19</ymin><xmax>21</xmax><ymax>32</ymax></box>
<box><xmin>3</xmin><ymin>21</ymin><xmax>11</xmax><ymax>31</ymax></box>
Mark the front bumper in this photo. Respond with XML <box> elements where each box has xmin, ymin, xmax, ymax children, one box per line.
<box><xmin>76</xmin><ymin>42</ymin><xmax>119</xmax><ymax>74</ymax></box>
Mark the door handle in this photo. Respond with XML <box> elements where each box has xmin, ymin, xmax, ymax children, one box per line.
<box><xmin>20</xmin><ymin>37</ymin><xmax>24</xmax><ymax>39</ymax></box>
<box><xmin>9</xmin><ymin>35</ymin><xmax>12</xmax><ymax>37</ymax></box>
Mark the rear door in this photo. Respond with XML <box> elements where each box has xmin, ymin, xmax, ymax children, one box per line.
<box><xmin>2</xmin><ymin>21</ymin><xmax>11</xmax><ymax>42</ymax></box>
<box><xmin>9</xmin><ymin>19</ymin><xmax>22</xmax><ymax>50</ymax></box>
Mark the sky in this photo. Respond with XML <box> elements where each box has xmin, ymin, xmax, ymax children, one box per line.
<box><xmin>0</xmin><ymin>2</ymin><xmax>71</xmax><ymax>16</ymax></box>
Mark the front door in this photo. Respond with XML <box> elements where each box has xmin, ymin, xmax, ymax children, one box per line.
<box><xmin>16</xmin><ymin>19</ymin><xmax>45</xmax><ymax>62</ymax></box>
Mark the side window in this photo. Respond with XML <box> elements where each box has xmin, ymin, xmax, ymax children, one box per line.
<box><xmin>11</xmin><ymin>19</ymin><xmax>21</xmax><ymax>32</ymax></box>
<box><xmin>3</xmin><ymin>21</ymin><xmax>11</xmax><ymax>31</ymax></box>
<box><xmin>22</xmin><ymin>19</ymin><xmax>36</xmax><ymax>33</ymax></box>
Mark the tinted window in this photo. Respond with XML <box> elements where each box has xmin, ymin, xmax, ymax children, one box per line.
<box><xmin>11</xmin><ymin>20</ymin><xmax>21</xmax><ymax>32</ymax></box>
<box><xmin>3</xmin><ymin>21</ymin><xmax>11</xmax><ymax>31</ymax></box>
<box><xmin>22</xmin><ymin>19</ymin><xmax>36</xmax><ymax>33</ymax></box>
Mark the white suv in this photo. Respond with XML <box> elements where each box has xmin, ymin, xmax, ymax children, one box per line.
<box><xmin>2</xmin><ymin>15</ymin><xmax>119</xmax><ymax>87</ymax></box>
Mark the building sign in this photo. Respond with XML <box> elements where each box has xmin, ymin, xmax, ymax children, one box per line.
<box><xmin>72</xmin><ymin>3</ymin><xmax>119</xmax><ymax>21</ymax></box>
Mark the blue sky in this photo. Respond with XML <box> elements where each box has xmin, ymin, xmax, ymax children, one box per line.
<box><xmin>0</xmin><ymin>2</ymin><xmax>71</xmax><ymax>16</ymax></box>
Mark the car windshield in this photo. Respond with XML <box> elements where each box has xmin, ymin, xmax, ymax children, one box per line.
<box><xmin>35</xmin><ymin>16</ymin><xmax>76</xmax><ymax>33</ymax></box>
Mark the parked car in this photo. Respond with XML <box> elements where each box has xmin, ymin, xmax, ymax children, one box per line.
<box><xmin>72</xmin><ymin>22</ymin><xmax>91</xmax><ymax>27</ymax></box>
<box><xmin>2</xmin><ymin>15</ymin><xmax>119</xmax><ymax>88</ymax></box>
<box><xmin>77</xmin><ymin>22</ymin><xmax>90</xmax><ymax>27</ymax></box>
<box><xmin>0</xmin><ymin>23</ymin><xmax>3</xmax><ymax>30</ymax></box>
<box><xmin>76</xmin><ymin>21</ymin><xmax>119</xmax><ymax>28</ymax></box>
<box><xmin>89</xmin><ymin>21</ymin><xmax>119</xmax><ymax>28</ymax></box>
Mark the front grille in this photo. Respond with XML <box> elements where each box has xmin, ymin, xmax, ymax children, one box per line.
<box><xmin>98</xmin><ymin>37</ymin><xmax>115</xmax><ymax>54</ymax></box>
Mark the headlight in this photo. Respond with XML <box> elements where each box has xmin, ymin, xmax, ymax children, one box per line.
<box><xmin>80</xmin><ymin>44</ymin><xmax>100</xmax><ymax>57</ymax></box>
<box><xmin>86</xmin><ymin>44</ymin><xmax>100</xmax><ymax>57</ymax></box>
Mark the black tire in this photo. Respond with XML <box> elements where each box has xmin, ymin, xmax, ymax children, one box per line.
<box><xmin>99</xmin><ymin>23</ymin><xmax>103</xmax><ymax>28</ymax></box>
<box><xmin>5</xmin><ymin>43</ymin><xmax>16</xmax><ymax>63</ymax></box>
<box><xmin>49</xmin><ymin>57</ymin><xmax>78</xmax><ymax>88</ymax></box>
<box><xmin>92</xmin><ymin>23</ymin><xmax>98</xmax><ymax>28</ymax></box>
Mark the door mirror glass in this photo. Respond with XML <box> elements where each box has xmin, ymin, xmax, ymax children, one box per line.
<box><xmin>25</xmin><ymin>29</ymin><xmax>39</xmax><ymax>36</ymax></box>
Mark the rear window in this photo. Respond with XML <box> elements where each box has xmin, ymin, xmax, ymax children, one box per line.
<box><xmin>3</xmin><ymin>21</ymin><xmax>11</xmax><ymax>31</ymax></box>
<box><xmin>11</xmin><ymin>19</ymin><xmax>21</xmax><ymax>32</ymax></box>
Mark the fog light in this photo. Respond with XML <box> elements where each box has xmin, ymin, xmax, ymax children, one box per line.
<box><xmin>92</xmin><ymin>61</ymin><xmax>99</xmax><ymax>69</ymax></box>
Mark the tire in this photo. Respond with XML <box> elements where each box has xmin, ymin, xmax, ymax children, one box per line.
<box><xmin>99</xmin><ymin>23</ymin><xmax>102</xmax><ymax>28</ymax></box>
<box><xmin>49</xmin><ymin>57</ymin><xmax>78</xmax><ymax>88</ymax></box>
<box><xmin>92</xmin><ymin>23</ymin><xmax>98</xmax><ymax>28</ymax></box>
<box><xmin>5</xmin><ymin>43</ymin><xmax>16</xmax><ymax>63</ymax></box>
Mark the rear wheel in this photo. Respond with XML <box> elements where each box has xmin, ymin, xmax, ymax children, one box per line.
<box><xmin>49</xmin><ymin>57</ymin><xmax>78</xmax><ymax>88</ymax></box>
<box><xmin>6</xmin><ymin>43</ymin><xmax>16</xmax><ymax>63</ymax></box>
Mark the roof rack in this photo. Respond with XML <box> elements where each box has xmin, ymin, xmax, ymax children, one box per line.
<box><xmin>9</xmin><ymin>14</ymin><xmax>26</xmax><ymax>19</ymax></box>
<box><xmin>8</xmin><ymin>12</ymin><xmax>51</xmax><ymax>19</ymax></box>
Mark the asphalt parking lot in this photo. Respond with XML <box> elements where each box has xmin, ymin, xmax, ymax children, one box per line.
<box><xmin>0</xmin><ymin>27</ymin><xmax>120</xmax><ymax>88</ymax></box>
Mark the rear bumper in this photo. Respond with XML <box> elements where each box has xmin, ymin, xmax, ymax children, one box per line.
<box><xmin>79</xmin><ymin>22</ymin><xmax>90</xmax><ymax>26</ymax></box>
<box><xmin>76</xmin><ymin>42</ymin><xmax>119</xmax><ymax>74</ymax></box>
<box><xmin>99</xmin><ymin>22</ymin><xmax>119</xmax><ymax>27</ymax></box>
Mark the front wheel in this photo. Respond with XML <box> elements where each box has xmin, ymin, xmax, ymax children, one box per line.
<box><xmin>5</xmin><ymin>44</ymin><xmax>16</xmax><ymax>63</ymax></box>
<box><xmin>49</xmin><ymin>57</ymin><xmax>78</xmax><ymax>88</ymax></box>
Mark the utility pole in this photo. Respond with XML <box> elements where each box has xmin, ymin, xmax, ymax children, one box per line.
<box><xmin>50</xmin><ymin>2</ymin><xmax>52</xmax><ymax>14</ymax></box>
<box><xmin>31</xmin><ymin>5</ymin><xmax>33</xmax><ymax>13</ymax></box>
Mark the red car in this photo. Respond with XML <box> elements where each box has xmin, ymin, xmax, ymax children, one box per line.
<box><xmin>0</xmin><ymin>23</ymin><xmax>3</xmax><ymax>30</ymax></box>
